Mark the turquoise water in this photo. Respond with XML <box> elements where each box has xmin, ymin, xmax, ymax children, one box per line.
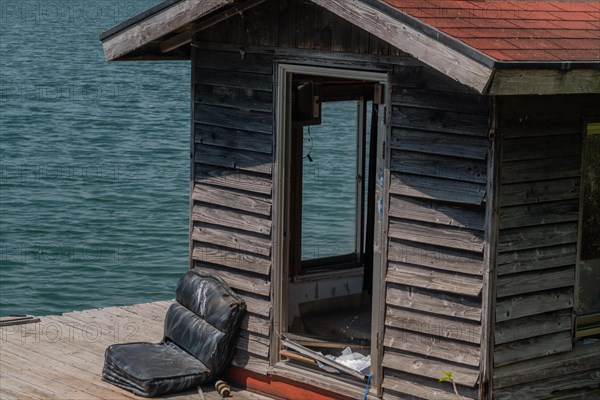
<box><xmin>0</xmin><ymin>1</ymin><xmax>190</xmax><ymax>316</ymax></box>
<box><xmin>0</xmin><ymin>1</ymin><xmax>371</xmax><ymax>317</ymax></box>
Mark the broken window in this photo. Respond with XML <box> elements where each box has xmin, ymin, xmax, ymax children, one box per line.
<box><xmin>277</xmin><ymin>70</ymin><xmax>386</xmax><ymax>382</ymax></box>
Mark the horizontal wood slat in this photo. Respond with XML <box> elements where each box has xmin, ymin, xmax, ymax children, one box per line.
<box><xmin>495</xmin><ymin>309</ymin><xmax>572</xmax><ymax>345</ymax></box>
<box><xmin>237</xmin><ymin>331</ymin><xmax>270</xmax><ymax>358</ymax></box>
<box><xmin>390</xmin><ymin>150</ymin><xmax>486</xmax><ymax>184</ymax></box>
<box><xmin>384</xmin><ymin>327</ymin><xmax>480</xmax><ymax>367</ymax></box>
<box><xmin>195</xmin><ymin>164</ymin><xmax>272</xmax><ymax>195</ymax></box>
<box><xmin>390</xmin><ymin>195</ymin><xmax>485</xmax><ymax>231</ymax></box>
<box><xmin>193</xmin><ymin>262</ymin><xmax>271</xmax><ymax>296</ymax></box>
<box><xmin>239</xmin><ymin>295</ymin><xmax>271</xmax><ymax>318</ymax></box>
<box><xmin>195</xmin><ymin>144</ymin><xmax>273</xmax><ymax>174</ymax></box>
<box><xmin>494</xmin><ymin>330</ymin><xmax>573</xmax><ymax>367</ymax></box>
<box><xmin>193</xmin><ymin>204</ymin><xmax>271</xmax><ymax>235</ymax></box>
<box><xmin>501</xmin><ymin>156</ymin><xmax>581</xmax><ymax>184</ymax></box>
<box><xmin>195</xmin><ymin>104</ymin><xmax>273</xmax><ymax>134</ymax></box>
<box><xmin>192</xmin><ymin>223</ymin><xmax>272</xmax><ymax>257</ymax></box>
<box><xmin>391</xmin><ymin>106</ymin><xmax>488</xmax><ymax>137</ymax></box>
<box><xmin>194</xmin><ymin>49</ymin><xmax>274</xmax><ymax>74</ymax></box>
<box><xmin>390</xmin><ymin>173</ymin><xmax>486</xmax><ymax>206</ymax></box>
<box><xmin>193</xmin><ymin>184</ymin><xmax>272</xmax><ymax>216</ymax></box>
<box><xmin>231</xmin><ymin>351</ymin><xmax>270</xmax><ymax>375</ymax></box>
<box><xmin>192</xmin><ymin>245</ymin><xmax>271</xmax><ymax>276</ymax></box>
<box><xmin>391</xmin><ymin>65</ymin><xmax>478</xmax><ymax>94</ymax></box>
<box><xmin>389</xmin><ymin>219</ymin><xmax>484</xmax><ymax>254</ymax></box>
<box><xmin>496</xmin><ymin>267</ymin><xmax>575</xmax><ymax>298</ymax></box>
<box><xmin>382</xmin><ymin>351</ymin><xmax>480</xmax><ymax>387</ymax></box>
<box><xmin>387</xmin><ymin>283</ymin><xmax>481</xmax><ymax>322</ymax></box>
<box><xmin>390</xmin><ymin>128</ymin><xmax>488</xmax><ymax>160</ymax></box>
<box><xmin>387</xmin><ymin>239</ymin><xmax>484</xmax><ymax>276</ymax></box>
<box><xmin>383</xmin><ymin>370</ymin><xmax>479</xmax><ymax>400</ymax></box>
<box><xmin>497</xmin><ymin>223</ymin><xmax>578</xmax><ymax>253</ymax></box>
<box><xmin>502</xmin><ymin>134</ymin><xmax>581</xmax><ymax>162</ymax></box>
<box><xmin>495</xmin><ymin>287</ymin><xmax>573</xmax><ymax>323</ymax></box>
<box><xmin>385</xmin><ymin>306</ymin><xmax>482</xmax><ymax>344</ymax></box>
<box><xmin>195</xmin><ymin>84</ymin><xmax>273</xmax><ymax>112</ymax></box>
<box><xmin>194</xmin><ymin>68</ymin><xmax>273</xmax><ymax>91</ymax></box>
<box><xmin>391</xmin><ymin>87</ymin><xmax>488</xmax><ymax>115</ymax></box>
<box><xmin>499</xmin><ymin>200</ymin><xmax>579</xmax><ymax>230</ymax></box>
<box><xmin>499</xmin><ymin>178</ymin><xmax>580</xmax><ymax>207</ymax></box>
<box><xmin>387</xmin><ymin>262</ymin><xmax>483</xmax><ymax>297</ymax></box>
<box><xmin>497</xmin><ymin>244</ymin><xmax>577</xmax><ymax>276</ymax></box>
<box><xmin>195</xmin><ymin>124</ymin><xmax>273</xmax><ymax>154</ymax></box>
<box><xmin>241</xmin><ymin>313</ymin><xmax>270</xmax><ymax>336</ymax></box>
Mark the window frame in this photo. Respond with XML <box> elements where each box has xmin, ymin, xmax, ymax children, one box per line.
<box><xmin>575</xmin><ymin>118</ymin><xmax>600</xmax><ymax>339</ymax></box>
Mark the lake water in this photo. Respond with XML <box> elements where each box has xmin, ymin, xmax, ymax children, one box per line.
<box><xmin>0</xmin><ymin>0</ymin><xmax>190</xmax><ymax>316</ymax></box>
<box><xmin>0</xmin><ymin>1</ymin><xmax>366</xmax><ymax>317</ymax></box>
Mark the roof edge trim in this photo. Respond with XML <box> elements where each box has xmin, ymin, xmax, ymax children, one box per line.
<box><xmin>99</xmin><ymin>0</ymin><xmax>182</xmax><ymax>41</ymax></box>
<box><xmin>312</xmin><ymin>0</ymin><xmax>493</xmax><ymax>93</ymax></box>
<box><xmin>494</xmin><ymin>61</ymin><xmax>600</xmax><ymax>70</ymax></box>
<box><xmin>101</xmin><ymin>0</ymin><xmax>235</xmax><ymax>61</ymax></box>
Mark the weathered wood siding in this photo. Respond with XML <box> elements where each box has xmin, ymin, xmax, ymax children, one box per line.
<box><xmin>190</xmin><ymin>0</ymin><xmax>408</xmax><ymax>379</ymax></box>
<box><xmin>192</xmin><ymin>0</ymin><xmax>495</xmax><ymax>397</ymax></box>
<box><xmin>195</xmin><ymin>0</ymin><xmax>407</xmax><ymax>55</ymax></box>
<box><xmin>382</xmin><ymin>66</ymin><xmax>490</xmax><ymax>400</ymax></box>
<box><xmin>493</xmin><ymin>95</ymin><xmax>600</xmax><ymax>399</ymax></box>
<box><xmin>191</xmin><ymin>43</ymin><xmax>274</xmax><ymax>374</ymax></box>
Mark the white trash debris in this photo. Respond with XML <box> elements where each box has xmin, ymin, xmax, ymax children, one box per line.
<box><xmin>318</xmin><ymin>347</ymin><xmax>371</xmax><ymax>375</ymax></box>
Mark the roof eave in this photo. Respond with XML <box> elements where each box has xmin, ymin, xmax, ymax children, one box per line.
<box><xmin>100</xmin><ymin>0</ymin><xmax>236</xmax><ymax>61</ymax></box>
<box><xmin>98</xmin><ymin>0</ymin><xmax>600</xmax><ymax>95</ymax></box>
<box><xmin>312</xmin><ymin>0</ymin><xmax>495</xmax><ymax>93</ymax></box>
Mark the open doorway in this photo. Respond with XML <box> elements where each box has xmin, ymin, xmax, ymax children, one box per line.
<box><xmin>274</xmin><ymin>65</ymin><xmax>388</xmax><ymax>385</ymax></box>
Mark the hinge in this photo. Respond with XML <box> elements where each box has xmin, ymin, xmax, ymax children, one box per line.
<box><xmin>374</xmin><ymin>83</ymin><xmax>383</xmax><ymax>105</ymax></box>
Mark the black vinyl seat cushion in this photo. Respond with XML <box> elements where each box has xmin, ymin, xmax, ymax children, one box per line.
<box><xmin>102</xmin><ymin>270</ymin><xmax>246</xmax><ymax>397</ymax></box>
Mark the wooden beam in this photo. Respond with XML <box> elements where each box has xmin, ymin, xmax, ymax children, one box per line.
<box><xmin>102</xmin><ymin>0</ymin><xmax>235</xmax><ymax>61</ymax></box>
<box><xmin>489</xmin><ymin>69</ymin><xmax>600</xmax><ymax>95</ymax></box>
<box><xmin>310</xmin><ymin>0</ymin><xmax>493</xmax><ymax>93</ymax></box>
<box><xmin>194</xmin><ymin>0</ymin><xmax>268</xmax><ymax>33</ymax></box>
<box><xmin>161</xmin><ymin>28</ymin><xmax>192</xmax><ymax>53</ymax></box>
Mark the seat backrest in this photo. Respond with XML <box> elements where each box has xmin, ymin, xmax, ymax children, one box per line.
<box><xmin>163</xmin><ymin>270</ymin><xmax>246</xmax><ymax>373</ymax></box>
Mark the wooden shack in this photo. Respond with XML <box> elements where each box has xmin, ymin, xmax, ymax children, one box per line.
<box><xmin>100</xmin><ymin>1</ymin><xmax>600</xmax><ymax>399</ymax></box>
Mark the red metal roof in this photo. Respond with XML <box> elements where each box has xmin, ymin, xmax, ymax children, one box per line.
<box><xmin>381</xmin><ymin>1</ymin><xmax>600</xmax><ymax>61</ymax></box>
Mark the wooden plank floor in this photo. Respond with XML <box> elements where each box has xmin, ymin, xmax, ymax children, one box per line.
<box><xmin>0</xmin><ymin>301</ymin><xmax>273</xmax><ymax>400</ymax></box>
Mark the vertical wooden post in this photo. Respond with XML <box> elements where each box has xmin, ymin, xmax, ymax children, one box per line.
<box><xmin>480</xmin><ymin>96</ymin><xmax>500</xmax><ymax>399</ymax></box>
<box><xmin>188</xmin><ymin>35</ymin><xmax>198</xmax><ymax>271</ymax></box>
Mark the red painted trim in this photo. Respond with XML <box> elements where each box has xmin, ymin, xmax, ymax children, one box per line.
<box><xmin>225</xmin><ymin>366</ymin><xmax>356</xmax><ymax>400</ymax></box>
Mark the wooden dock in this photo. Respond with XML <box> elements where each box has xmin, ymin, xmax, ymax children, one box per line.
<box><xmin>0</xmin><ymin>301</ymin><xmax>274</xmax><ymax>400</ymax></box>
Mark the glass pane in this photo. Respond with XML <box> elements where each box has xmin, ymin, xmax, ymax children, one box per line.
<box><xmin>578</xmin><ymin>122</ymin><xmax>600</xmax><ymax>316</ymax></box>
<box><xmin>301</xmin><ymin>101</ymin><xmax>358</xmax><ymax>261</ymax></box>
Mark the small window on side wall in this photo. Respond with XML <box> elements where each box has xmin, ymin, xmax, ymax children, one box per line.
<box><xmin>577</xmin><ymin>122</ymin><xmax>600</xmax><ymax>338</ymax></box>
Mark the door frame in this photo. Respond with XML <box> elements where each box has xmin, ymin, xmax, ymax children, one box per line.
<box><xmin>271</xmin><ymin>63</ymin><xmax>389</xmax><ymax>393</ymax></box>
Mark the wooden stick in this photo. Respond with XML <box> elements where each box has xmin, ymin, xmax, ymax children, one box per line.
<box><xmin>280</xmin><ymin>350</ymin><xmax>318</xmax><ymax>366</ymax></box>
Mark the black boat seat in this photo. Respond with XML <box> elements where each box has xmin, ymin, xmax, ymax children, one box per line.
<box><xmin>102</xmin><ymin>270</ymin><xmax>246</xmax><ymax>397</ymax></box>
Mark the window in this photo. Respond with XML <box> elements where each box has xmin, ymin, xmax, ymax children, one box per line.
<box><xmin>577</xmin><ymin>122</ymin><xmax>600</xmax><ymax>338</ymax></box>
<box><xmin>299</xmin><ymin>101</ymin><xmax>371</xmax><ymax>268</ymax></box>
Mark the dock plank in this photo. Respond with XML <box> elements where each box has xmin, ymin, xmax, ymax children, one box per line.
<box><xmin>0</xmin><ymin>301</ymin><xmax>274</xmax><ymax>400</ymax></box>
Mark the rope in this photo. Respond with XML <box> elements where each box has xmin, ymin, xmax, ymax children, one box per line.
<box><xmin>363</xmin><ymin>374</ymin><xmax>371</xmax><ymax>400</ymax></box>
